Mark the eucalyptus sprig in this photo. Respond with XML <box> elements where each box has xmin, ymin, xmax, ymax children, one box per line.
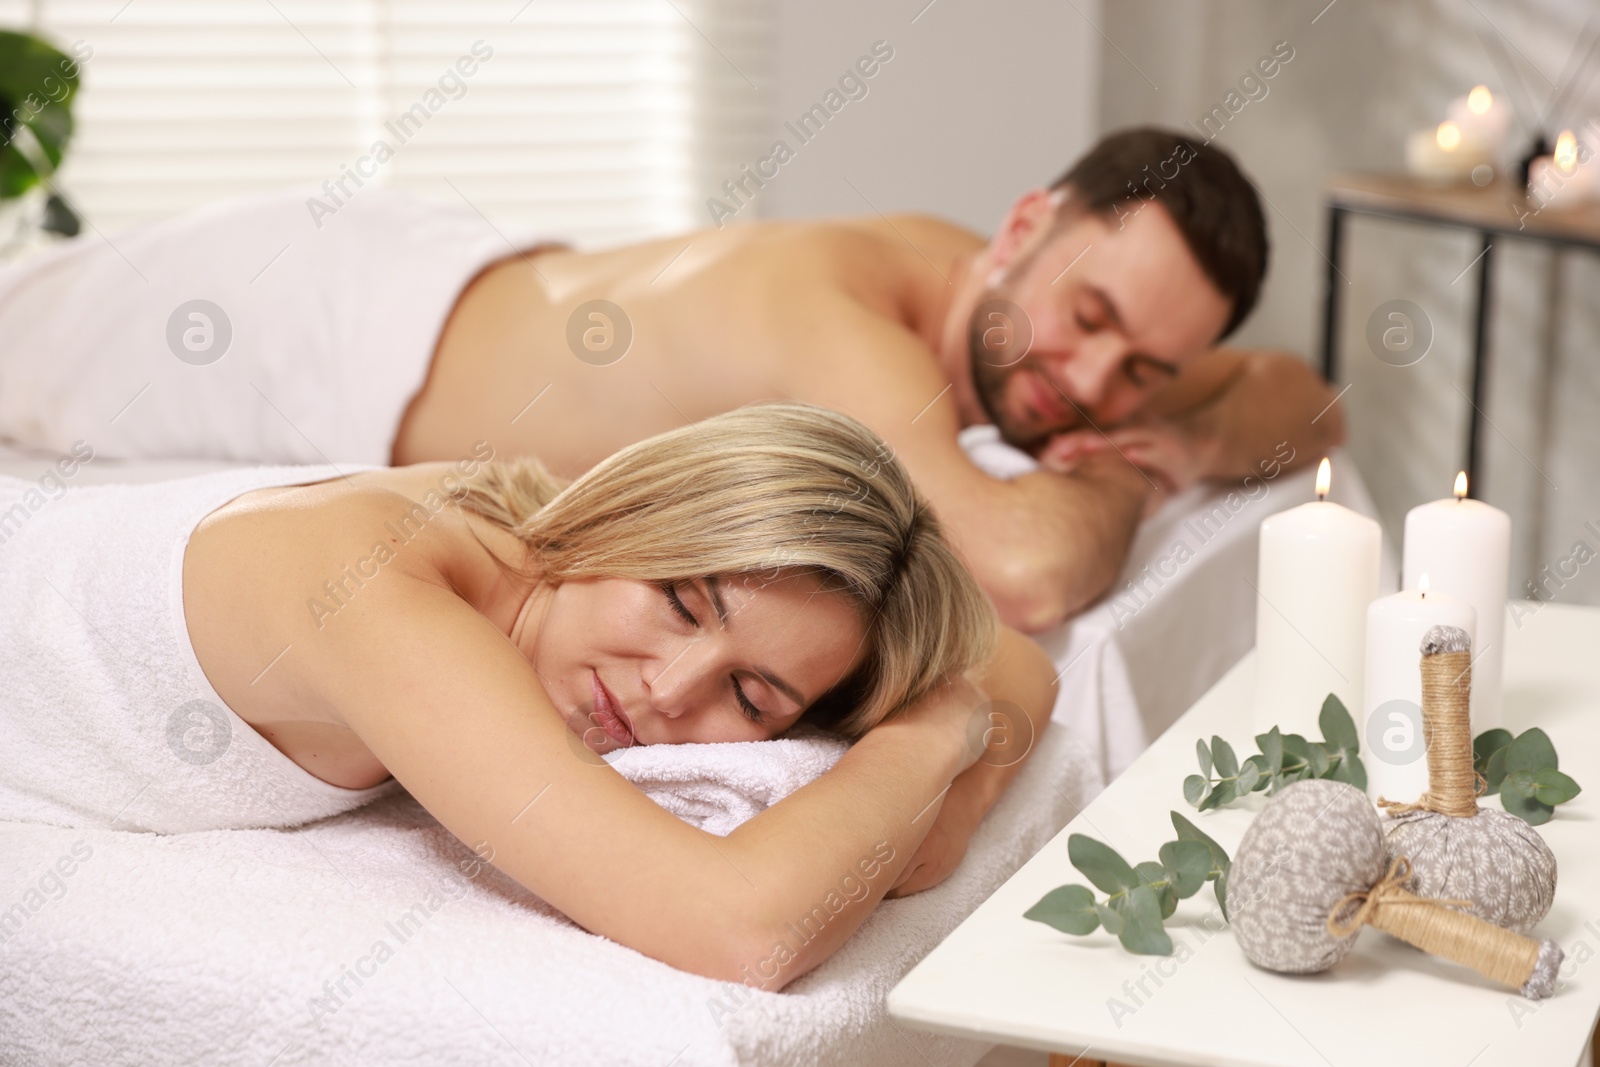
<box><xmin>1023</xmin><ymin>812</ymin><xmax>1230</xmax><ymax>956</ymax></box>
<box><xmin>1473</xmin><ymin>726</ymin><xmax>1581</xmax><ymax>826</ymax></box>
<box><xmin>1184</xmin><ymin>694</ymin><xmax>1367</xmax><ymax>811</ymax></box>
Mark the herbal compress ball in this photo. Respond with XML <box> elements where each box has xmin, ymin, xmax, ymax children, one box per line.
<box><xmin>1381</xmin><ymin>625</ymin><xmax>1557</xmax><ymax>933</ymax></box>
<box><xmin>1229</xmin><ymin>778</ymin><xmax>1384</xmax><ymax>974</ymax></box>
<box><xmin>1229</xmin><ymin>779</ymin><xmax>1562</xmax><ymax>999</ymax></box>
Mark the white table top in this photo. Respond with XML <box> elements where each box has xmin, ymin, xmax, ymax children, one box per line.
<box><xmin>889</xmin><ymin>603</ymin><xmax>1600</xmax><ymax>1067</ymax></box>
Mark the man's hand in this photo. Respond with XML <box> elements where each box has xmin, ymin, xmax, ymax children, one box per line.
<box><xmin>1037</xmin><ymin>422</ymin><xmax>1215</xmax><ymax>497</ymax></box>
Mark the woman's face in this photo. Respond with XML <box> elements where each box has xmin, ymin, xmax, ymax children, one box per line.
<box><xmin>522</xmin><ymin>569</ymin><xmax>868</xmax><ymax>753</ymax></box>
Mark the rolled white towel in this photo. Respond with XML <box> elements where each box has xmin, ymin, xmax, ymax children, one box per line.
<box><xmin>605</xmin><ymin>725</ymin><xmax>850</xmax><ymax>837</ymax></box>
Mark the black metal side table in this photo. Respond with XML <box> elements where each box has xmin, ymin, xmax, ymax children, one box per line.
<box><xmin>1318</xmin><ymin>172</ymin><xmax>1600</xmax><ymax>493</ymax></box>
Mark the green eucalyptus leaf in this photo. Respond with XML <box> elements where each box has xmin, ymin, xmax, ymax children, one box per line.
<box><xmin>1281</xmin><ymin>733</ymin><xmax>1311</xmax><ymax>767</ymax></box>
<box><xmin>1244</xmin><ymin>754</ymin><xmax>1273</xmax><ymax>792</ymax></box>
<box><xmin>1116</xmin><ymin>884</ymin><xmax>1174</xmax><ymax>956</ymax></box>
<box><xmin>1135</xmin><ymin>859</ymin><xmax>1179</xmax><ymax>920</ymax></box>
<box><xmin>1198</xmin><ymin>779</ymin><xmax>1236</xmax><ymax>812</ymax></box>
<box><xmin>1210</xmin><ymin>736</ymin><xmax>1239</xmax><ymax>779</ymax></box>
<box><xmin>1068</xmin><ymin>834</ymin><xmax>1140</xmax><ymax>894</ymax></box>
<box><xmin>1505</xmin><ymin>728</ymin><xmax>1559</xmax><ymax>775</ymax></box>
<box><xmin>1236</xmin><ymin>760</ymin><xmax>1261</xmax><ymax>794</ymax></box>
<box><xmin>1159</xmin><ymin>839</ymin><xmax>1212</xmax><ymax>899</ymax></box>
<box><xmin>1196</xmin><ymin>738</ymin><xmax>1213</xmax><ymax>778</ymax></box>
<box><xmin>1500</xmin><ymin>771</ymin><xmax>1555</xmax><ymax>825</ymax></box>
<box><xmin>1319</xmin><ymin>693</ymin><xmax>1359</xmax><ymax>753</ymax></box>
<box><xmin>1306</xmin><ymin>741</ymin><xmax>1331</xmax><ymax>777</ymax></box>
<box><xmin>1257</xmin><ymin>726</ymin><xmax>1284</xmax><ymax>774</ymax></box>
<box><xmin>1473</xmin><ymin>728</ymin><xmax>1514</xmax><ymax>773</ymax></box>
<box><xmin>1214</xmin><ymin>868</ymin><xmax>1229</xmax><ymax>920</ymax></box>
<box><xmin>1483</xmin><ymin>744</ymin><xmax>1510</xmax><ymax>795</ymax></box>
<box><xmin>1095</xmin><ymin>901</ymin><xmax>1125</xmax><ymax>935</ymax></box>
<box><xmin>1343</xmin><ymin>753</ymin><xmax>1368</xmax><ymax>792</ymax></box>
<box><xmin>1024</xmin><ymin>884</ymin><xmax>1101</xmax><ymax>935</ymax></box>
<box><xmin>1532</xmin><ymin>768</ymin><xmax>1581</xmax><ymax>806</ymax></box>
<box><xmin>1183</xmin><ymin>774</ymin><xmax>1208</xmax><ymax>806</ymax></box>
<box><xmin>1170</xmin><ymin>811</ymin><xmax>1231</xmax><ymax>877</ymax></box>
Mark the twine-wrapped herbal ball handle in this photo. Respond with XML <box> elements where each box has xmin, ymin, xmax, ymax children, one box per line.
<box><xmin>1229</xmin><ymin>779</ymin><xmax>1562</xmax><ymax>999</ymax></box>
<box><xmin>1380</xmin><ymin>625</ymin><xmax>1557</xmax><ymax>932</ymax></box>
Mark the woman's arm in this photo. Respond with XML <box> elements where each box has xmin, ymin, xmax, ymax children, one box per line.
<box><xmin>886</xmin><ymin>624</ymin><xmax>1059</xmax><ymax>898</ymax></box>
<box><xmin>304</xmin><ymin>573</ymin><xmax>980</xmax><ymax>990</ymax></box>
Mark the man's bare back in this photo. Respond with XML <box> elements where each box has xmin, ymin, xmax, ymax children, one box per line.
<box><xmin>394</xmin><ymin>215</ymin><xmax>981</xmax><ymax>479</ymax></box>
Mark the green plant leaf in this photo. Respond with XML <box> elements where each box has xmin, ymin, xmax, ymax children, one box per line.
<box><xmin>1115</xmin><ymin>884</ymin><xmax>1174</xmax><ymax>956</ymax></box>
<box><xmin>1241</xmin><ymin>754</ymin><xmax>1272</xmax><ymax>792</ymax></box>
<box><xmin>1198</xmin><ymin>779</ymin><xmax>1236</xmax><ymax>811</ymax></box>
<box><xmin>1183</xmin><ymin>774</ymin><xmax>1207</xmax><ymax>806</ymax></box>
<box><xmin>1256</xmin><ymin>726</ymin><xmax>1284</xmax><ymax>774</ymax></box>
<box><xmin>1343</xmin><ymin>753</ymin><xmax>1368</xmax><ymax>792</ymax></box>
<box><xmin>1473</xmin><ymin>728</ymin><xmax>1514</xmax><ymax>773</ymax></box>
<box><xmin>1170</xmin><ymin>811</ymin><xmax>1231</xmax><ymax>878</ymax></box>
<box><xmin>1214</xmin><ymin>867</ymin><xmax>1229</xmax><ymax>920</ymax></box>
<box><xmin>1483</xmin><ymin>744</ymin><xmax>1510</xmax><ymax>795</ymax></box>
<box><xmin>1135</xmin><ymin>861</ymin><xmax>1179</xmax><ymax>919</ymax></box>
<box><xmin>1306</xmin><ymin>741</ymin><xmax>1331</xmax><ymax>778</ymax></box>
<box><xmin>1095</xmin><ymin>901</ymin><xmax>1125</xmax><ymax>935</ymax></box>
<box><xmin>1236</xmin><ymin>760</ymin><xmax>1261</xmax><ymax>795</ymax></box>
<box><xmin>1532</xmin><ymin>768</ymin><xmax>1582</xmax><ymax>806</ymax></box>
<box><xmin>1024</xmin><ymin>884</ymin><xmax>1101</xmax><ymax>935</ymax></box>
<box><xmin>1210</xmin><ymin>736</ymin><xmax>1239</xmax><ymax>779</ymax></box>
<box><xmin>1068</xmin><ymin>833</ymin><xmax>1140</xmax><ymax>894</ymax></box>
<box><xmin>1159</xmin><ymin>839</ymin><xmax>1212</xmax><ymax>899</ymax></box>
<box><xmin>1500</xmin><ymin>770</ymin><xmax>1555</xmax><ymax>826</ymax></box>
<box><xmin>1196</xmin><ymin>738</ymin><xmax>1213</xmax><ymax>779</ymax></box>
<box><xmin>1505</xmin><ymin>728</ymin><xmax>1559</xmax><ymax>775</ymax></box>
<box><xmin>1319</xmin><ymin>693</ymin><xmax>1359</xmax><ymax>753</ymax></box>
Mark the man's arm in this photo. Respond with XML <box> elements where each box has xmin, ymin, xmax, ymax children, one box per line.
<box><xmin>1145</xmin><ymin>347</ymin><xmax>1346</xmax><ymax>480</ymax></box>
<box><xmin>784</xmin><ymin>298</ymin><xmax>1156</xmax><ymax>633</ymax></box>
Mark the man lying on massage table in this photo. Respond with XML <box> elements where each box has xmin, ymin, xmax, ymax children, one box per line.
<box><xmin>0</xmin><ymin>127</ymin><xmax>1343</xmax><ymax>637</ymax></box>
<box><xmin>0</xmin><ymin>405</ymin><xmax>1058</xmax><ymax>989</ymax></box>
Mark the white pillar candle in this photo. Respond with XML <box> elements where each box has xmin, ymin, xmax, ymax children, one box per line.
<box><xmin>1254</xmin><ymin>459</ymin><xmax>1383</xmax><ymax>737</ymax></box>
<box><xmin>1406</xmin><ymin>121</ymin><xmax>1491</xmax><ymax>183</ymax></box>
<box><xmin>1445</xmin><ymin>86</ymin><xmax>1512</xmax><ymax>161</ymax></box>
<box><xmin>1401</xmin><ymin>472</ymin><xmax>1511</xmax><ymax>730</ymax></box>
<box><xmin>1527</xmin><ymin>130</ymin><xmax>1597</xmax><ymax>210</ymax></box>
<box><xmin>1362</xmin><ymin>578</ymin><xmax>1476</xmax><ymax>804</ymax></box>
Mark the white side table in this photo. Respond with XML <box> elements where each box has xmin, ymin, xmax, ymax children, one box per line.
<box><xmin>889</xmin><ymin>603</ymin><xmax>1600</xmax><ymax>1067</ymax></box>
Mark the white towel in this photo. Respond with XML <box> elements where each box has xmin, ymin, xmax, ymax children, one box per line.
<box><xmin>0</xmin><ymin>465</ymin><xmax>400</xmax><ymax>834</ymax></box>
<box><xmin>0</xmin><ymin>719</ymin><xmax>1100</xmax><ymax>1067</ymax></box>
<box><xmin>604</xmin><ymin>725</ymin><xmax>850</xmax><ymax>836</ymax></box>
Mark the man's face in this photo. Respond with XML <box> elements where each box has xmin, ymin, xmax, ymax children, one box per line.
<box><xmin>968</xmin><ymin>200</ymin><xmax>1233</xmax><ymax>452</ymax></box>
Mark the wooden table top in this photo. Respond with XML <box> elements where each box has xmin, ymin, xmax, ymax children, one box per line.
<box><xmin>1325</xmin><ymin>172</ymin><xmax>1600</xmax><ymax>246</ymax></box>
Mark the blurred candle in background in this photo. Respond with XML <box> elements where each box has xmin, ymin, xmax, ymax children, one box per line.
<box><xmin>1406</xmin><ymin>120</ymin><xmax>1491</xmax><ymax>182</ymax></box>
<box><xmin>1362</xmin><ymin>575</ymin><xmax>1476</xmax><ymax>804</ymax></box>
<box><xmin>1401</xmin><ymin>472</ymin><xmax>1511</xmax><ymax>729</ymax></box>
<box><xmin>1254</xmin><ymin>458</ymin><xmax>1383</xmax><ymax>737</ymax></box>
<box><xmin>1446</xmin><ymin>85</ymin><xmax>1512</xmax><ymax>161</ymax></box>
<box><xmin>1527</xmin><ymin>128</ymin><xmax>1597</xmax><ymax>209</ymax></box>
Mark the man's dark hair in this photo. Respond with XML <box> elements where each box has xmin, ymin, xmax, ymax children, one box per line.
<box><xmin>1049</xmin><ymin>127</ymin><xmax>1268</xmax><ymax>340</ymax></box>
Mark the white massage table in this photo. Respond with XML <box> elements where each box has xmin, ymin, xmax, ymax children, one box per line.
<box><xmin>0</xmin><ymin>438</ymin><xmax>1387</xmax><ymax>1066</ymax></box>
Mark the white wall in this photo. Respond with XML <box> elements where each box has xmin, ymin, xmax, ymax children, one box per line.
<box><xmin>1098</xmin><ymin>0</ymin><xmax>1600</xmax><ymax>608</ymax></box>
<box><xmin>745</xmin><ymin>0</ymin><xmax>1100</xmax><ymax>234</ymax></box>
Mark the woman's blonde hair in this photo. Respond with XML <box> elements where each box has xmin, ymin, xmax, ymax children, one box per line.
<box><xmin>455</xmin><ymin>402</ymin><xmax>997</xmax><ymax>738</ymax></box>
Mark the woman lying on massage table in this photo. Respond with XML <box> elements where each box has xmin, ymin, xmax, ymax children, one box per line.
<box><xmin>0</xmin><ymin>402</ymin><xmax>1056</xmax><ymax>990</ymax></box>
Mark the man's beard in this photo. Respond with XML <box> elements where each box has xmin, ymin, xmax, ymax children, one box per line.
<box><xmin>966</xmin><ymin>291</ymin><xmax>1079</xmax><ymax>453</ymax></box>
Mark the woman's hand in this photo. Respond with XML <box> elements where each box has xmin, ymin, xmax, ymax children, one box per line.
<box><xmin>893</xmin><ymin>673</ymin><xmax>990</xmax><ymax>775</ymax></box>
<box><xmin>884</xmin><ymin>785</ymin><xmax>979</xmax><ymax>897</ymax></box>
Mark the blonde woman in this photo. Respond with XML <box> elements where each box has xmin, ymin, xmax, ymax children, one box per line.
<box><xmin>0</xmin><ymin>403</ymin><xmax>1057</xmax><ymax>989</ymax></box>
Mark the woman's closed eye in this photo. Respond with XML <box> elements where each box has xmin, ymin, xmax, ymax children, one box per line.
<box><xmin>660</xmin><ymin>582</ymin><xmax>768</xmax><ymax>724</ymax></box>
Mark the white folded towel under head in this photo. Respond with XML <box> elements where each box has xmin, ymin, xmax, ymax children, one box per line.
<box><xmin>605</xmin><ymin>725</ymin><xmax>850</xmax><ymax>836</ymax></box>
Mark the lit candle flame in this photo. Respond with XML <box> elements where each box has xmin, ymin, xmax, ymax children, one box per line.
<box><xmin>1315</xmin><ymin>457</ymin><xmax>1331</xmax><ymax>500</ymax></box>
<box><xmin>1467</xmin><ymin>86</ymin><xmax>1492</xmax><ymax>115</ymax></box>
<box><xmin>1436</xmin><ymin>121</ymin><xmax>1462</xmax><ymax>151</ymax></box>
<box><xmin>1555</xmin><ymin>130</ymin><xmax>1578</xmax><ymax>174</ymax></box>
<box><xmin>1454</xmin><ymin>471</ymin><xmax>1468</xmax><ymax>499</ymax></box>
<box><xmin>1419</xmin><ymin>573</ymin><xmax>1430</xmax><ymax>597</ymax></box>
